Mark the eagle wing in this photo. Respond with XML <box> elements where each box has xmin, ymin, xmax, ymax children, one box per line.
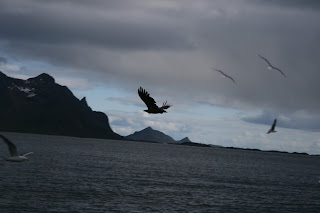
<box><xmin>138</xmin><ymin>87</ymin><xmax>159</xmax><ymax>110</ymax></box>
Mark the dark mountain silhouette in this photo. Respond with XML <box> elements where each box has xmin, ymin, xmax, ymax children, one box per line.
<box><xmin>0</xmin><ymin>71</ymin><xmax>122</xmax><ymax>140</ymax></box>
<box><xmin>179</xmin><ymin>137</ymin><xmax>192</xmax><ymax>143</ymax></box>
<box><xmin>125</xmin><ymin>126</ymin><xmax>176</xmax><ymax>143</ymax></box>
<box><xmin>178</xmin><ymin>142</ymin><xmax>211</xmax><ymax>147</ymax></box>
<box><xmin>177</xmin><ymin>137</ymin><xmax>212</xmax><ymax>147</ymax></box>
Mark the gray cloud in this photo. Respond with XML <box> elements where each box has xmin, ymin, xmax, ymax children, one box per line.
<box><xmin>110</xmin><ymin>117</ymin><xmax>131</xmax><ymax>127</ymax></box>
<box><xmin>0</xmin><ymin>57</ymin><xmax>7</xmax><ymax>65</ymax></box>
<box><xmin>243</xmin><ymin>110</ymin><xmax>320</xmax><ymax>132</ymax></box>
<box><xmin>1</xmin><ymin>0</ymin><xmax>320</xmax><ymax>131</ymax></box>
<box><xmin>249</xmin><ymin>0</ymin><xmax>320</xmax><ymax>10</ymax></box>
<box><xmin>0</xmin><ymin>0</ymin><xmax>194</xmax><ymax>51</ymax></box>
<box><xmin>107</xmin><ymin>96</ymin><xmax>143</xmax><ymax>107</ymax></box>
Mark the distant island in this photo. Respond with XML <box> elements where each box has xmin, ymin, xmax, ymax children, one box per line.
<box><xmin>221</xmin><ymin>146</ymin><xmax>310</xmax><ymax>156</ymax></box>
<box><xmin>125</xmin><ymin>126</ymin><xmax>177</xmax><ymax>143</ymax></box>
<box><xmin>177</xmin><ymin>142</ymin><xmax>211</xmax><ymax>147</ymax></box>
<box><xmin>124</xmin><ymin>127</ymin><xmax>312</xmax><ymax>155</ymax></box>
<box><xmin>124</xmin><ymin>126</ymin><xmax>212</xmax><ymax>148</ymax></box>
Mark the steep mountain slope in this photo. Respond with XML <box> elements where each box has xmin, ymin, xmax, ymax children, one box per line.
<box><xmin>0</xmin><ymin>71</ymin><xmax>122</xmax><ymax>139</ymax></box>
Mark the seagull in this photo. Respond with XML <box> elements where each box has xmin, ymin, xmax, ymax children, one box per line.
<box><xmin>267</xmin><ymin>119</ymin><xmax>277</xmax><ymax>134</ymax></box>
<box><xmin>258</xmin><ymin>54</ymin><xmax>287</xmax><ymax>77</ymax></box>
<box><xmin>210</xmin><ymin>68</ymin><xmax>237</xmax><ymax>84</ymax></box>
<box><xmin>138</xmin><ymin>87</ymin><xmax>171</xmax><ymax>114</ymax></box>
<box><xmin>0</xmin><ymin>134</ymin><xmax>33</xmax><ymax>162</ymax></box>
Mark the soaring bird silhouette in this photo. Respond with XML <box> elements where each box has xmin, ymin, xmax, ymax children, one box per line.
<box><xmin>258</xmin><ymin>54</ymin><xmax>287</xmax><ymax>77</ymax></box>
<box><xmin>0</xmin><ymin>134</ymin><xmax>33</xmax><ymax>162</ymax></box>
<box><xmin>138</xmin><ymin>87</ymin><xmax>171</xmax><ymax>114</ymax></box>
<box><xmin>210</xmin><ymin>68</ymin><xmax>237</xmax><ymax>84</ymax></box>
<box><xmin>267</xmin><ymin>119</ymin><xmax>277</xmax><ymax>134</ymax></box>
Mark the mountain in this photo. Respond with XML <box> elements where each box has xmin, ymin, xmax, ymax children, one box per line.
<box><xmin>176</xmin><ymin>137</ymin><xmax>212</xmax><ymax>147</ymax></box>
<box><xmin>179</xmin><ymin>137</ymin><xmax>192</xmax><ymax>143</ymax></box>
<box><xmin>0</xmin><ymin>71</ymin><xmax>123</xmax><ymax>140</ymax></box>
<box><xmin>125</xmin><ymin>126</ymin><xmax>176</xmax><ymax>143</ymax></box>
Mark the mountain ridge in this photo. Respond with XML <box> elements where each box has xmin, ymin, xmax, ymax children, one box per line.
<box><xmin>0</xmin><ymin>71</ymin><xmax>123</xmax><ymax>140</ymax></box>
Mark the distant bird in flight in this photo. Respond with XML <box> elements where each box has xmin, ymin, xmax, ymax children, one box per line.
<box><xmin>138</xmin><ymin>87</ymin><xmax>171</xmax><ymax>114</ymax></box>
<box><xmin>0</xmin><ymin>134</ymin><xmax>33</xmax><ymax>162</ymax></box>
<box><xmin>210</xmin><ymin>68</ymin><xmax>237</xmax><ymax>84</ymax></box>
<box><xmin>267</xmin><ymin>119</ymin><xmax>277</xmax><ymax>134</ymax></box>
<box><xmin>258</xmin><ymin>54</ymin><xmax>287</xmax><ymax>77</ymax></box>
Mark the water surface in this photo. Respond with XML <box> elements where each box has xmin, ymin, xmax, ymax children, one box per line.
<box><xmin>0</xmin><ymin>132</ymin><xmax>319</xmax><ymax>212</ymax></box>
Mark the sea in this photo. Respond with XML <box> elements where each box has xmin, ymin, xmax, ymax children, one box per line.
<box><xmin>0</xmin><ymin>132</ymin><xmax>319</xmax><ymax>213</ymax></box>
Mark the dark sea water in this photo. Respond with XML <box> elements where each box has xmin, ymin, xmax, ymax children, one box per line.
<box><xmin>0</xmin><ymin>132</ymin><xmax>319</xmax><ymax>213</ymax></box>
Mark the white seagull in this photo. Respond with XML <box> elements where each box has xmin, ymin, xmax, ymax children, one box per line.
<box><xmin>258</xmin><ymin>54</ymin><xmax>287</xmax><ymax>78</ymax></box>
<box><xmin>0</xmin><ymin>134</ymin><xmax>33</xmax><ymax>162</ymax></box>
<box><xmin>267</xmin><ymin>119</ymin><xmax>277</xmax><ymax>134</ymax></box>
<box><xmin>210</xmin><ymin>68</ymin><xmax>237</xmax><ymax>84</ymax></box>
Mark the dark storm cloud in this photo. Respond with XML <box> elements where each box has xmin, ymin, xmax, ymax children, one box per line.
<box><xmin>0</xmin><ymin>0</ymin><xmax>194</xmax><ymax>51</ymax></box>
<box><xmin>1</xmin><ymin>0</ymin><xmax>320</xmax><ymax>131</ymax></box>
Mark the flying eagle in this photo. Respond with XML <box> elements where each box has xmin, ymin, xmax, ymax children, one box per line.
<box><xmin>138</xmin><ymin>87</ymin><xmax>171</xmax><ymax>114</ymax></box>
<box><xmin>258</xmin><ymin>54</ymin><xmax>287</xmax><ymax>78</ymax></box>
<box><xmin>210</xmin><ymin>68</ymin><xmax>237</xmax><ymax>84</ymax></box>
<box><xmin>0</xmin><ymin>134</ymin><xmax>33</xmax><ymax>162</ymax></box>
<box><xmin>267</xmin><ymin>119</ymin><xmax>277</xmax><ymax>134</ymax></box>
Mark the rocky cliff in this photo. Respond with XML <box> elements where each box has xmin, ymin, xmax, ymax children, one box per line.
<box><xmin>0</xmin><ymin>71</ymin><xmax>122</xmax><ymax>140</ymax></box>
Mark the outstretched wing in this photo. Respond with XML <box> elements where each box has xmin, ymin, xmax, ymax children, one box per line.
<box><xmin>210</xmin><ymin>68</ymin><xmax>237</xmax><ymax>84</ymax></box>
<box><xmin>272</xmin><ymin>66</ymin><xmax>287</xmax><ymax>78</ymax></box>
<box><xmin>271</xmin><ymin>119</ymin><xmax>277</xmax><ymax>130</ymax></box>
<box><xmin>138</xmin><ymin>87</ymin><xmax>159</xmax><ymax>110</ymax></box>
<box><xmin>160</xmin><ymin>101</ymin><xmax>171</xmax><ymax>110</ymax></box>
<box><xmin>258</xmin><ymin>54</ymin><xmax>272</xmax><ymax>66</ymax></box>
<box><xmin>223</xmin><ymin>73</ymin><xmax>237</xmax><ymax>84</ymax></box>
<box><xmin>0</xmin><ymin>134</ymin><xmax>18</xmax><ymax>157</ymax></box>
<box><xmin>22</xmin><ymin>152</ymin><xmax>34</xmax><ymax>157</ymax></box>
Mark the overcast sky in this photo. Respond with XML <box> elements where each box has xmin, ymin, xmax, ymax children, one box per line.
<box><xmin>1</xmin><ymin>0</ymin><xmax>320</xmax><ymax>154</ymax></box>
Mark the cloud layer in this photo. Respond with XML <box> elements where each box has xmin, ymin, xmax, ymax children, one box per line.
<box><xmin>108</xmin><ymin>110</ymin><xmax>320</xmax><ymax>155</ymax></box>
<box><xmin>1</xmin><ymin>0</ymin><xmax>320</xmax><ymax>132</ymax></box>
